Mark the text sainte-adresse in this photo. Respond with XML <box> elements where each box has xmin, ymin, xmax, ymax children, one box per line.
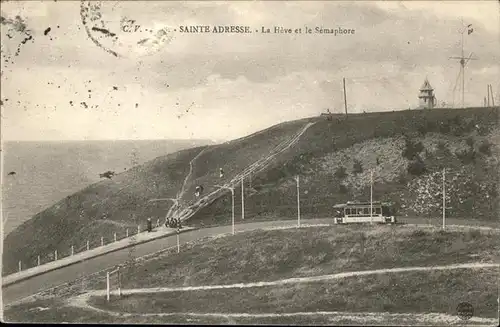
<box><xmin>178</xmin><ymin>25</ymin><xmax>355</xmax><ymax>35</ymax></box>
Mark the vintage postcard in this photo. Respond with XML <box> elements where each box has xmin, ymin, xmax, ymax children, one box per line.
<box><xmin>1</xmin><ymin>0</ymin><xmax>499</xmax><ymax>325</ymax></box>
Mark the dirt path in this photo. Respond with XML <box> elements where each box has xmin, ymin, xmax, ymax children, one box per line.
<box><xmin>164</xmin><ymin>147</ymin><xmax>208</xmax><ymax>221</ymax></box>
<box><xmin>74</xmin><ymin>262</ymin><xmax>499</xmax><ymax>297</ymax></box>
<box><xmin>66</xmin><ymin>295</ymin><xmax>498</xmax><ymax>326</ymax></box>
<box><xmin>67</xmin><ymin>261</ymin><xmax>499</xmax><ymax>325</ymax></box>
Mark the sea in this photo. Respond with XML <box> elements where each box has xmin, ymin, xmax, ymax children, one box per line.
<box><xmin>1</xmin><ymin>139</ymin><xmax>213</xmax><ymax>237</ymax></box>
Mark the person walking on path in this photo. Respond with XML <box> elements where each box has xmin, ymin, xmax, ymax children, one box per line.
<box><xmin>147</xmin><ymin>217</ymin><xmax>152</xmax><ymax>232</ymax></box>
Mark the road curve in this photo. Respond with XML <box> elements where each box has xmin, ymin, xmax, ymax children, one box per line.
<box><xmin>2</xmin><ymin>217</ymin><xmax>498</xmax><ymax>305</ymax></box>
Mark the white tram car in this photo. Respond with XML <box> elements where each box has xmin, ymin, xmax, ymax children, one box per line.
<box><xmin>333</xmin><ymin>201</ymin><xmax>396</xmax><ymax>224</ymax></box>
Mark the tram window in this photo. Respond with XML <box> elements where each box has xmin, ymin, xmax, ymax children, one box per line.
<box><xmin>382</xmin><ymin>206</ymin><xmax>391</xmax><ymax>215</ymax></box>
<box><xmin>357</xmin><ymin>208</ymin><xmax>363</xmax><ymax>215</ymax></box>
<box><xmin>375</xmin><ymin>207</ymin><xmax>381</xmax><ymax>214</ymax></box>
<box><xmin>363</xmin><ymin>208</ymin><xmax>369</xmax><ymax>215</ymax></box>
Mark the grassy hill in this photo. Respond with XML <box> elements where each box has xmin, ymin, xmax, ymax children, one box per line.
<box><xmin>4</xmin><ymin>225</ymin><xmax>500</xmax><ymax>324</ymax></box>
<box><xmin>3</xmin><ymin>107</ymin><xmax>499</xmax><ymax>275</ymax></box>
<box><xmin>190</xmin><ymin>107</ymin><xmax>499</xmax><ymax>225</ymax></box>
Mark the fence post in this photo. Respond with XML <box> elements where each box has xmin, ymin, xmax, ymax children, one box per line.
<box><xmin>118</xmin><ymin>267</ymin><xmax>122</xmax><ymax>297</ymax></box>
<box><xmin>137</xmin><ymin>225</ymin><xmax>140</xmax><ymax>234</ymax></box>
<box><xmin>106</xmin><ymin>271</ymin><xmax>110</xmax><ymax>301</ymax></box>
<box><xmin>18</xmin><ymin>261</ymin><xmax>21</xmax><ymax>272</ymax></box>
<box><xmin>87</xmin><ymin>240</ymin><xmax>90</xmax><ymax>251</ymax></box>
<box><xmin>114</xmin><ymin>233</ymin><xmax>117</xmax><ymax>242</ymax></box>
<box><xmin>54</xmin><ymin>250</ymin><xmax>58</xmax><ymax>261</ymax></box>
<box><xmin>101</xmin><ymin>237</ymin><xmax>104</xmax><ymax>247</ymax></box>
<box><xmin>126</xmin><ymin>228</ymin><xmax>129</xmax><ymax>238</ymax></box>
<box><xmin>37</xmin><ymin>255</ymin><xmax>40</xmax><ymax>266</ymax></box>
<box><xmin>71</xmin><ymin>245</ymin><xmax>74</xmax><ymax>256</ymax></box>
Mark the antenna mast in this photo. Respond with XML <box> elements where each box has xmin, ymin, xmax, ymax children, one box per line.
<box><xmin>449</xmin><ymin>18</ymin><xmax>477</xmax><ymax>108</ymax></box>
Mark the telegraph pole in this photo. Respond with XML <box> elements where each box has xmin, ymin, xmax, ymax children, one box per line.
<box><xmin>241</xmin><ymin>177</ymin><xmax>245</xmax><ymax>220</ymax></box>
<box><xmin>343</xmin><ymin>78</ymin><xmax>348</xmax><ymax>116</ymax></box>
<box><xmin>488</xmin><ymin>84</ymin><xmax>495</xmax><ymax>107</ymax></box>
<box><xmin>176</xmin><ymin>228</ymin><xmax>180</xmax><ymax>253</ymax></box>
<box><xmin>370</xmin><ymin>170</ymin><xmax>373</xmax><ymax>224</ymax></box>
<box><xmin>487</xmin><ymin>85</ymin><xmax>491</xmax><ymax>107</ymax></box>
<box><xmin>442</xmin><ymin>168</ymin><xmax>446</xmax><ymax>230</ymax></box>
<box><xmin>296</xmin><ymin>175</ymin><xmax>301</xmax><ymax>227</ymax></box>
<box><xmin>231</xmin><ymin>188</ymin><xmax>235</xmax><ymax>234</ymax></box>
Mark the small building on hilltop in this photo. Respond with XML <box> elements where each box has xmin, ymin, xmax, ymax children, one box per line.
<box><xmin>418</xmin><ymin>78</ymin><xmax>437</xmax><ymax>109</ymax></box>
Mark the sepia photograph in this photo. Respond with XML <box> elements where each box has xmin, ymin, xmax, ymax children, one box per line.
<box><xmin>1</xmin><ymin>0</ymin><xmax>499</xmax><ymax>325</ymax></box>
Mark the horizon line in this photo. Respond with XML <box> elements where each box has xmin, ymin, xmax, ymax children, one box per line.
<box><xmin>1</xmin><ymin>138</ymin><xmax>222</xmax><ymax>143</ymax></box>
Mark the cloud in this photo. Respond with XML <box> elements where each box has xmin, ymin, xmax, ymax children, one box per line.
<box><xmin>1</xmin><ymin>1</ymin><xmax>498</xmax><ymax>141</ymax></box>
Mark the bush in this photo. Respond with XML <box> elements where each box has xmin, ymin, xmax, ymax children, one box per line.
<box><xmin>437</xmin><ymin>141</ymin><xmax>447</xmax><ymax>151</ymax></box>
<box><xmin>353</xmin><ymin>159</ymin><xmax>363</xmax><ymax>175</ymax></box>
<box><xmin>411</xmin><ymin>229</ymin><xmax>427</xmax><ymax>237</ymax></box>
<box><xmin>407</xmin><ymin>156</ymin><xmax>427</xmax><ymax>176</ymax></box>
<box><xmin>335</xmin><ymin>166</ymin><xmax>348</xmax><ymax>180</ymax></box>
<box><xmin>402</xmin><ymin>138</ymin><xmax>424</xmax><ymax>160</ymax></box>
<box><xmin>478</xmin><ymin>141</ymin><xmax>492</xmax><ymax>156</ymax></box>
<box><xmin>455</xmin><ymin>148</ymin><xmax>476</xmax><ymax>165</ymax></box>
<box><xmin>466</xmin><ymin>229</ymin><xmax>482</xmax><ymax>240</ymax></box>
<box><xmin>465</xmin><ymin>137</ymin><xmax>474</xmax><ymax>148</ymax></box>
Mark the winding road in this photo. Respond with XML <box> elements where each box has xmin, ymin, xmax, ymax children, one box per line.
<box><xmin>3</xmin><ymin>216</ymin><xmax>499</xmax><ymax>306</ymax></box>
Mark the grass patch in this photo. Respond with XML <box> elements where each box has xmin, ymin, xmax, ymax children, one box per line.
<box><xmin>91</xmin><ymin>268</ymin><xmax>498</xmax><ymax>318</ymax></box>
<box><xmin>82</xmin><ymin>225</ymin><xmax>500</xmax><ymax>291</ymax></box>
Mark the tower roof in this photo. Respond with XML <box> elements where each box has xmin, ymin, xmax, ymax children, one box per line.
<box><xmin>420</xmin><ymin>78</ymin><xmax>433</xmax><ymax>91</ymax></box>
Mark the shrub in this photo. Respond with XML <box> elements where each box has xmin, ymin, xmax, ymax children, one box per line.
<box><xmin>465</xmin><ymin>136</ymin><xmax>474</xmax><ymax>148</ymax></box>
<box><xmin>402</xmin><ymin>138</ymin><xmax>424</xmax><ymax>160</ymax></box>
<box><xmin>397</xmin><ymin>174</ymin><xmax>408</xmax><ymax>184</ymax></box>
<box><xmin>437</xmin><ymin>141</ymin><xmax>447</xmax><ymax>151</ymax></box>
<box><xmin>467</xmin><ymin>229</ymin><xmax>482</xmax><ymax>240</ymax></box>
<box><xmin>478</xmin><ymin>141</ymin><xmax>492</xmax><ymax>156</ymax></box>
<box><xmin>437</xmin><ymin>120</ymin><xmax>451</xmax><ymax>134</ymax></box>
<box><xmin>335</xmin><ymin>166</ymin><xmax>348</xmax><ymax>180</ymax></box>
<box><xmin>353</xmin><ymin>159</ymin><xmax>363</xmax><ymax>175</ymax></box>
<box><xmin>407</xmin><ymin>156</ymin><xmax>427</xmax><ymax>176</ymax></box>
<box><xmin>455</xmin><ymin>148</ymin><xmax>476</xmax><ymax>165</ymax></box>
<box><xmin>411</xmin><ymin>229</ymin><xmax>427</xmax><ymax>237</ymax></box>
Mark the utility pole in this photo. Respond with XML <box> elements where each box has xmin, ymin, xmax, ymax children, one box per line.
<box><xmin>370</xmin><ymin>170</ymin><xmax>373</xmax><ymax>224</ymax></box>
<box><xmin>487</xmin><ymin>85</ymin><xmax>491</xmax><ymax>107</ymax></box>
<box><xmin>442</xmin><ymin>168</ymin><xmax>446</xmax><ymax>230</ymax></box>
<box><xmin>296</xmin><ymin>175</ymin><xmax>301</xmax><ymax>227</ymax></box>
<box><xmin>106</xmin><ymin>271</ymin><xmax>110</xmax><ymax>301</ymax></box>
<box><xmin>497</xmin><ymin>267</ymin><xmax>499</xmax><ymax>326</ymax></box>
<box><xmin>231</xmin><ymin>188</ymin><xmax>235</xmax><ymax>234</ymax></box>
<box><xmin>343</xmin><ymin>77</ymin><xmax>348</xmax><ymax>116</ymax></box>
<box><xmin>489</xmin><ymin>84</ymin><xmax>495</xmax><ymax>106</ymax></box>
<box><xmin>241</xmin><ymin>177</ymin><xmax>245</xmax><ymax>220</ymax></box>
<box><xmin>176</xmin><ymin>228</ymin><xmax>180</xmax><ymax>253</ymax></box>
<box><xmin>497</xmin><ymin>267</ymin><xmax>499</xmax><ymax>325</ymax></box>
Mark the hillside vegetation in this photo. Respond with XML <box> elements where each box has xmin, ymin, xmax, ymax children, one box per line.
<box><xmin>190</xmin><ymin>107</ymin><xmax>499</xmax><ymax>226</ymax></box>
<box><xmin>3</xmin><ymin>107</ymin><xmax>499</xmax><ymax>275</ymax></box>
<box><xmin>5</xmin><ymin>226</ymin><xmax>499</xmax><ymax>324</ymax></box>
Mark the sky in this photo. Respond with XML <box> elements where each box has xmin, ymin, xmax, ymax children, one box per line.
<box><xmin>1</xmin><ymin>1</ymin><xmax>499</xmax><ymax>141</ymax></box>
